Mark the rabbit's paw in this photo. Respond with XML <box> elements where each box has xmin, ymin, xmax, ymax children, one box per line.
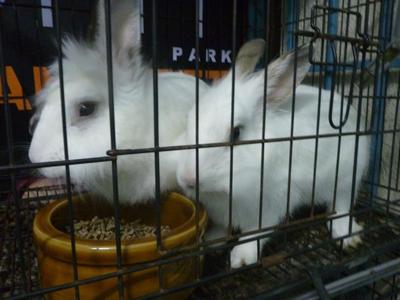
<box><xmin>342</xmin><ymin>221</ymin><xmax>363</xmax><ymax>248</ymax></box>
<box><xmin>230</xmin><ymin>240</ymin><xmax>258</xmax><ymax>268</ymax></box>
<box><xmin>331</xmin><ymin>216</ymin><xmax>363</xmax><ymax>249</ymax></box>
<box><xmin>342</xmin><ymin>233</ymin><xmax>362</xmax><ymax>248</ymax></box>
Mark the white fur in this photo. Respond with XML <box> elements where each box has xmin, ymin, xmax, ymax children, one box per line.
<box><xmin>29</xmin><ymin>0</ymin><xmax>207</xmax><ymax>203</ymax></box>
<box><xmin>177</xmin><ymin>40</ymin><xmax>370</xmax><ymax>268</ymax></box>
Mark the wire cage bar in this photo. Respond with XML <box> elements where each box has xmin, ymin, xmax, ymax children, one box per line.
<box><xmin>1</xmin><ymin>0</ymin><xmax>400</xmax><ymax>299</ymax></box>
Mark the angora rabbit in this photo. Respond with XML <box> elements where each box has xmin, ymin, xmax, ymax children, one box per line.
<box><xmin>177</xmin><ymin>39</ymin><xmax>369</xmax><ymax>268</ymax></box>
<box><xmin>29</xmin><ymin>0</ymin><xmax>207</xmax><ymax>203</ymax></box>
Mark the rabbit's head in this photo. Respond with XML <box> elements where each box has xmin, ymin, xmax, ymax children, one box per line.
<box><xmin>29</xmin><ymin>0</ymin><xmax>147</xmax><ymax>188</ymax></box>
<box><xmin>177</xmin><ymin>40</ymin><xmax>310</xmax><ymax>195</ymax></box>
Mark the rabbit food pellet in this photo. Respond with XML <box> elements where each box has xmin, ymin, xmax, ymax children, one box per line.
<box><xmin>65</xmin><ymin>216</ymin><xmax>171</xmax><ymax>240</ymax></box>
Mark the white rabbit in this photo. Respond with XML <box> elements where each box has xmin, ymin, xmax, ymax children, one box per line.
<box><xmin>177</xmin><ymin>39</ymin><xmax>370</xmax><ymax>268</ymax></box>
<box><xmin>29</xmin><ymin>0</ymin><xmax>208</xmax><ymax>203</ymax></box>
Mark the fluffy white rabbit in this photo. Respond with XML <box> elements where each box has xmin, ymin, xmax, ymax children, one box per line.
<box><xmin>29</xmin><ymin>0</ymin><xmax>207</xmax><ymax>203</ymax></box>
<box><xmin>177</xmin><ymin>39</ymin><xmax>370</xmax><ymax>268</ymax></box>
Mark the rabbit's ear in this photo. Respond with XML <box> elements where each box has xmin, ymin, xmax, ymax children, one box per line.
<box><xmin>94</xmin><ymin>0</ymin><xmax>141</xmax><ymax>64</ymax></box>
<box><xmin>235</xmin><ymin>39</ymin><xmax>265</xmax><ymax>77</ymax></box>
<box><xmin>265</xmin><ymin>45</ymin><xmax>310</xmax><ymax>104</ymax></box>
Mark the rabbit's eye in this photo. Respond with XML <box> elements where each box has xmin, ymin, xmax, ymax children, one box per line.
<box><xmin>231</xmin><ymin>126</ymin><xmax>241</xmax><ymax>142</ymax></box>
<box><xmin>79</xmin><ymin>102</ymin><xmax>96</xmax><ymax>117</ymax></box>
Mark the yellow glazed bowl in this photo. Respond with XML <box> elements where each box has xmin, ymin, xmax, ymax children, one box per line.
<box><xmin>33</xmin><ymin>192</ymin><xmax>207</xmax><ymax>300</ymax></box>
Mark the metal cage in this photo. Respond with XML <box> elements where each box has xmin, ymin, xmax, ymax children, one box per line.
<box><xmin>1</xmin><ymin>0</ymin><xmax>400</xmax><ymax>299</ymax></box>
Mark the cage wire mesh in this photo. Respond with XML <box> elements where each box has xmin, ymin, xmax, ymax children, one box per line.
<box><xmin>1</xmin><ymin>0</ymin><xmax>400</xmax><ymax>299</ymax></box>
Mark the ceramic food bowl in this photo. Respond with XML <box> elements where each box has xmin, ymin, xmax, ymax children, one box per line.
<box><xmin>33</xmin><ymin>192</ymin><xmax>207</xmax><ymax>299</ymax></box>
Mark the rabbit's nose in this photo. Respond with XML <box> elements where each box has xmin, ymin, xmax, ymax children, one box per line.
<box><xmin>181</xmin><ymin>174</ymin><xmax>197</xmax><ymax>190</ymax></box>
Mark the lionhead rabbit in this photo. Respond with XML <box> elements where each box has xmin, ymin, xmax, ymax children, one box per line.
<box><xmin>177</xmin><ymin>39</ymin><xmax>370</xmax><ymax>268</ymax></box>
<box><xmin>29</xmin><ymin>0</ymin><xmax>207</xmax><ymax>203</ymax></box>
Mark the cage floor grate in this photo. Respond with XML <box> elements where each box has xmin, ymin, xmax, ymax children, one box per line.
<box><xmin>1</xmin><ymin>187</ymin><xmax>399</xmax><ymax>299</ymax></box>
